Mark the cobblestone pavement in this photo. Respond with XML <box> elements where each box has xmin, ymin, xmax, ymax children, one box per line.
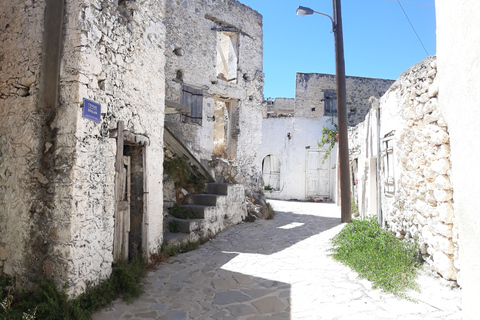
<box><xmin>92</xmin><ymin>200</ymin><xmax>462</xmax><ymax>320</ymax></box>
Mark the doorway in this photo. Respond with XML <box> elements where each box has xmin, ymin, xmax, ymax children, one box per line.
<box><xmin>213</xmin><ymin>98</ymin><xmax>237</xmax><ymax>159</ymax></box>
<box><xmin>113</xmin><ymin>123</ymin><xmax>146</xmax><ymax>262</ymax></box>
<box><xmin>305</xmin><ymin>149</ymin><xmax>330</xmax><ymax>200</ymax></box>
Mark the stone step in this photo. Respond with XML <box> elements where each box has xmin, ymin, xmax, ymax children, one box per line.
<box><xmin>181</xmin><ymin>204</ymin><xmax>216</xmax><ymax>220</ymax></box>
<box><xmin>206</xmin><ymin>183</ymin><xmax>229</xmax><ymax>195</ymax></box>
<box><xmin>188</xmin><ymin>194</ymin><xmax>219</xmax><ymax>206</ymax></box>
<box><xmin>163</xmin><ymin>232</ymin><xmax>191</xmax><ymax>248</ymax></box>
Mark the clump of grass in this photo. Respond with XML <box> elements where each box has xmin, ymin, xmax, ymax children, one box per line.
<box><xmin>265</xmin><ymin>202</ymin><xmax>275</xmax><ymax>220</ymax></box>
<box><xmin>330</xmin><ymin>217</ymin><xmax>422</xmax><ymax>299</ymax></box>
<box><xmin>169</xmin><ymin>204</ymin><xmax>202</xmax><ymax>219</ymax></box>
<box><xmin>0</xmin><ymin>258</ymin><xmax>146</xmax><ymax>320</ymax></box>
<box><xmin>168</xmin><ymin>220</ymin><xmax>180</xmax><ymax>233</ymax></box>
<box><xmin>160</xmin><ymin>237</ymin><xmax>210</xmax><ymax>258</ymax></box>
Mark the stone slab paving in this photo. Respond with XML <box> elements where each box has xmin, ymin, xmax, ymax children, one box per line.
<box><xmin>92</xmin><ymin>200</ymin><xmax>462</xmax><ymax>320</ymax></box>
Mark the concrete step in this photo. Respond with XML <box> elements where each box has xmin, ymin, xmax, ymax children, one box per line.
<box><xmin>206</xmin><ymin>183</ymin><xmax>229</xmax><ymax>195</ymax></box>
<box><xmin>188</xmin><ymin>194</ymin><xmax>218</xmax><ymax>206</ymax></box>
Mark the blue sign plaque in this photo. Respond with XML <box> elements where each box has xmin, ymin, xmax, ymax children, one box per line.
<box><xmin>82</xmin><ymin>98</ymin><xmax>101</xmax><ymax>123</ymax></box>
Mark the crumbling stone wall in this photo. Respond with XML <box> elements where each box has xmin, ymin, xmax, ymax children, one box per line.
<box><xmin>352</xmin><ymin>56</ymin><xmax>458</xmax><ymax>280</ymax></box>
<box><xmin>63</xmin><ymin>0</ymin><xmax>166</xmax><ymax>294</ymax></box>
<box><xmin>295</xmin><ymin>73</ymin><xmax>394</xmax><ymax>125</ymax></box>
<box><xmin>0</xmin><ymin>0</ymin><xmax>48</xmax><ymax>288</ymax></box>
<box><xmin>163</xmin><ymin>0</ymin><xmax>264</xmax><ymax>196</ymax></box>
<box><xmin>1</xmin><ymin>0</ymin><xmax>166</xmax><ymax>294</ymax></box>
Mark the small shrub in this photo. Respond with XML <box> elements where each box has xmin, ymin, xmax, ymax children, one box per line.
<box><xmin>330</xmin><ymin>217</ymin><xmax>422</xmax><ymax>299</ymax></box>
<box><xmin>265</xmin><ymin>203</ymin><xmax>275</xmax><ymax>220</ymax></box>
<box><xmin>264</xmin><ymin>185</ymin><xmax>273</xmax><ymax>191</ymax></box>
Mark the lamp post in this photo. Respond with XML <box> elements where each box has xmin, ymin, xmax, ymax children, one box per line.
<box><xmin>297</xmin><ymin>1</ymin><xmax>351</xmax><ymax>223</ymax></box>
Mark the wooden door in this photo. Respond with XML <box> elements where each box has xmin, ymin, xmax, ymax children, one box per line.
<box><xmin>114</xmin><ymin>156</ymin><xmax>131</xmax><ymax>261</ymax></box>
<box><xmin>306</xmin><ymin>150</ymin><xmax>330</xmax><ymax>199</ymax></box>
<box><xmin>262</xmin><ymin>155</ymin><xmax>280</xmax><ymax>190</ymax></box>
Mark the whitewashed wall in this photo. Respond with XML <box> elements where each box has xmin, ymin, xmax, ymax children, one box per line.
<box><xmin>257</xmin><ymin>117</ymin><xmax>337</xmax><ymax>202</ymax></box>
<box><xmin>437</xmin><ymin>0</ymin><xmax>480</xmax><ymax>317</ymax></box>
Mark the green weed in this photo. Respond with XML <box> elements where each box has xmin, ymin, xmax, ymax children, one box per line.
<box><xmin>0</xmin><ymin>258</ymin><xmax>146</xmax><ymax>320</ymax></box>
<box><xmin>169</xmin><ymin>204</ymin><xmax>202</xmax><ymax>220</ymax></box>
<box><xmin>265</xmin><ymin>202</ymin><xmax>276</xmax><ymax>220</ymax></box>
<box><xmin>330</xmin><ymin>217</ymin><xmax>422</xmax><ymax>299</ymax></box>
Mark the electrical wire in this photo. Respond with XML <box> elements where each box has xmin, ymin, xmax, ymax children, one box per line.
<box><xmin>396</xmin><ymin>0</ymin><xmax>430</xmax><ymax>56</ymax></box>
<box><xmin>386</xmin><ymin>0</ymin><xmax>434</xmax><ymax>8</ymax></box>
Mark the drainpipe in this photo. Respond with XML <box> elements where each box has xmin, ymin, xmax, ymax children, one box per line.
<box><xmin>372</xmin><ymin>98</ymin><xmax>382</xmax><ymax>227</ymax></box>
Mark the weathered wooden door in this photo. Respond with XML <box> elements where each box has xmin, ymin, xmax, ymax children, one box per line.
<box><xmin>262</xmin><ymin>155</ymin><xmax>280</xmax><ymax>190</ymax></box>
<box><xmin>306</xmin><ymin>150</ymin><xmax>330</xmax><ymax>199</ymax></box>
<box><xmin>114</xmin><ymin>156</ymin><xmax>131</xmax><ymax>261</ymax></box>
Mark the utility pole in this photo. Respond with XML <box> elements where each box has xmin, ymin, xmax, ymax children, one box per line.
<box><xmin>333</xmin><ymin>0</ymin><xmax>351</xmax><ymax>223</ymax></box>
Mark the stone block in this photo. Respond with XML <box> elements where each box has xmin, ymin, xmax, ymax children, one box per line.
<box><xmin>433</xmin><ymin>250</ymin><xmax>456</xmax><ymax>280</ymax></box>
<box><xmin>434</xmin><ymin>175</ymin><xmax>451</xmax><ymax>190</ymax></box>
<box><xmin>437</xmin><ymin>202</ymin><xmax>454</xmax><ymax>223</ymax></box>
<box><xmin>431</xmin><ymin>158</ymin><xmax>450</xmax><ymax>175</ymax></box>
<box><xmin>433</xmin><ymin>222</ymin><xmax>453</xmax><ymax>238</ymax></box>
<box><xmin>431</xmin><ymin>131</ymin><xmax>449</xmax><ymax>145</ymax></box>
<box><xmin>434</xmin><ymin>236</ymin><xmax>455</xmax><ymax>255</ymax></box>
<box><xmin>433</xmin><ymin>189</ymin><xmax>453</xmax><ymax>202</ymax></box>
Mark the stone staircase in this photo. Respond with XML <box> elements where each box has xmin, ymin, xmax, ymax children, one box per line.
<box><xmin>163</xmin><ymin>183</ymin><xmax>247</xmax><ymax>247</ymax></box>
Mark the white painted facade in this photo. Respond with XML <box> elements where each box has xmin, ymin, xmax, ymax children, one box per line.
<box><xmin>257</xmin><ymin>117</ymin><xmax>338</xmax><ymax>202</ymax></box>
<box><xmin>436</xmin><ymin>0</ymin><xmax>480</xmax><ymax>317</ymax></box>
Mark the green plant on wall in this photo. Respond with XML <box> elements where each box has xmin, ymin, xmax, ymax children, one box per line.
<box><xmin>317</xmin><ymin>117</ymin><xmax>338</xmax><ymax>164</ymax></box>
<box><xmin>164</xmin><ymin>157</ymin><xmax>205</xmax><ymax>192</ymax></box>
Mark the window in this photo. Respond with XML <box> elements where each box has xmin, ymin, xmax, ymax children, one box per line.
<box><xmin>181</xmin><ymin>85</ymin><xmax>203</xmax><ymax>125</ymax></box>
<box><xmin>216</xmin><ymin>32</ymin><xmax>239</xmax><ymax>83</ymax></box>
<box><xmin>324</xmin><ymin>91</ymin><xmax>337</xmax><ymax>116</ymax></box>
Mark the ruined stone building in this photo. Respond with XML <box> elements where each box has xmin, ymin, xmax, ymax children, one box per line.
<box><xmin>257</xmin><ymin>73</ymin><xmax>393</xmax><ymax>202</ymax></box>
<box><xmin>350</xmin><ymin>56</ymin><xmax>460</xmax><ymax>281</ymax></box>
<box><xmin>351</xmin><ymin>4</ymin><xmax>480</xmax><ymax>315</ymax></box>
<box><xmin>162</xmin><ymin>0</ymin><xmax>265</xmax><ymax>216</ymax></box>
<box><xmin>0</xmin><ymin>0</ymin><xmax>263</xmax><ymax>295</ymax></box>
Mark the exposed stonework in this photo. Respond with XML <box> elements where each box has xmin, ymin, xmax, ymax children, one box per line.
<box><xmin>163</xmin><ymin>0</ymin><xmax>265</xmax><ymax>203</ymax></box>
<box><xmin>295</xmin><ymin>73</ymin><xmax>395</xmax><ymax>125</ymax></box>
<box><xmin>351</xmin><ymin>56</ymin><xmax>458</xmax><ymax>281</ymax></box>
<box><xmin>1</xmin><ymin>0</ymin><xmax>166</xmax><ymax>295</ymax></box>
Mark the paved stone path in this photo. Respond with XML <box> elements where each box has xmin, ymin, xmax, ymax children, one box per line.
<box><xmin>92</xmin><ymin>200</ymin><xmax>462</xmax><ymax>320</ymax></box>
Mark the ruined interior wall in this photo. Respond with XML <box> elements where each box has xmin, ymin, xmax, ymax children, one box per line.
<box><xmin>348</xmin><ymin>108</ymin><xmax>378</xmax><ymax>219</ymax></box>
<box><xmin>295</xmin><ymin>73</ymin><xmax>394</xmax><ymax>125</ymax></box>
<box><xmin>354</xmin><ymin>56</ymin><xmax>458</xmax><ymax>280</ymax></box>
<box><xmin>164</xmin><ymin>0</ymin><xmax>264</xmax><ymax>193</ymax></box>
<box><xmin>0</xmin><ymin>1</ymin><xmax>50</xmax><ymax>289</ymax></box>
<box><xmin>436</xmin><ymin>0</ymin><xmax>480</xmax><ymax>314</ymax></box>
<box><xmin>61</xmin><ymin>0</ymin><xmax>166</xmax><ymax>294</ymax></box>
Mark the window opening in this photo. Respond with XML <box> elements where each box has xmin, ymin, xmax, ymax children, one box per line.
<box><xmin>216</xmin><ymin>32</ymin><xmax>239</xmax><ymax>83</ymax></box>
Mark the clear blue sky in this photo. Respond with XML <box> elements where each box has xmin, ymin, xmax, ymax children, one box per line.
<box><xmin>239</xmin><ymin>0</ymin><xmax>436</xmax><ymax>99</ymax></box>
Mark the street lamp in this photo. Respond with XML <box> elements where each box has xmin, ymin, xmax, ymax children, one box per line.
<box><xmin>297</xmin><ymin>1</ymin><xmax>351</xmax><ymax>223</ymax></box>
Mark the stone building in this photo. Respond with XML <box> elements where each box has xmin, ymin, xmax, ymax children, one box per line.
<box><xmin>0</xmin><ymin>0</ymin><xmax>263</xmax><ymax>296</ymax></box>
<box><xmin>163</xmin><ymin>0</ymin><xmax>265</xmax><ymax>202</ymax></box>
<box><xmin>350</xmin><ymin>56</ymin><xmax>459</xmax><ymax>281</ymax></box>
<box><xmin>257</xmin><ymin>73</ymin><xmax>393</xmax><ymax>201</ymax></box>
